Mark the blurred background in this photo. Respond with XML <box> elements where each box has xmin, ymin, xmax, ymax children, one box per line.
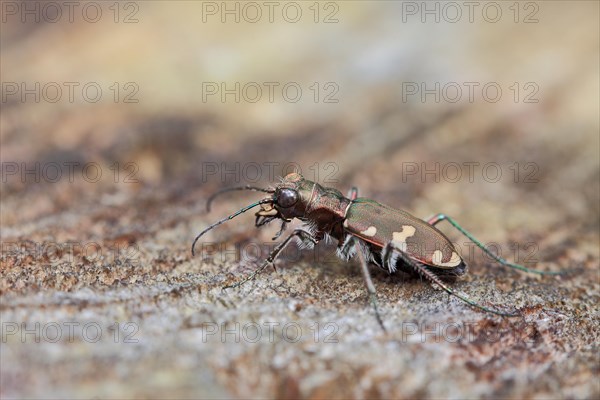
<box><xmin>1</xmin><ymin>1</ymin><xmax>598</xmax><ymax>399</ymax></box>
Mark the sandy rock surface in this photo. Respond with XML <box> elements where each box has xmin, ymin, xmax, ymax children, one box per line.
<box><xmin>1</xmin><ymin>2</ymin><xmax>598</xmax><ymax>399</ymax></box>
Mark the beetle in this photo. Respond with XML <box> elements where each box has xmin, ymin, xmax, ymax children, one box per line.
<box><xmin>192</xmin><ymin>172</ymin><xmax>561</xmax><ymax>330</ymax></box>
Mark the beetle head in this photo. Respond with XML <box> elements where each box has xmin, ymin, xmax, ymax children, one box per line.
<box><xmin>192</xmin><ymin>173</ymin><xmax>315</xmax><ymax>255</ymax></box>
<box><xmin>256</xmin><ymin>173</ymin><xmax>314</xmax><ymax>220</ymax></box>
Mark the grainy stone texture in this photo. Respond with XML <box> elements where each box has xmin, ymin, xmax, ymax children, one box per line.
<box><xmin>1</xmin><ymin>2</ymin><xmax>599</xmax><ymax>399</ymax></box>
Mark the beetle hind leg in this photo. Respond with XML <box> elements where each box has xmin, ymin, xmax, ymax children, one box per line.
<box><xmin>383</xmin><ymin>241</ymin><xmax>519</xmax><ymax>317</ymax></box>
<box><xmin>425</xmin><ymin>213</ymin><xmax>563</xmax><ymax>275</ymax></box>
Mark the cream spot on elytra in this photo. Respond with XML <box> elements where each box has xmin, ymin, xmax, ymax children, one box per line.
<box><xmin>360</xmin><ymin>226</ymin><xmax>377</xmax><ymax>236</ymax></box>
<box><xmin>391</xmin><ymin>225</ymin><xmax>416</xmax><ymax>251</ymax></box>
<box><xmin>432</xmin><ymin>250</ymin><xmax>462</xmax><ymax>267</ymax></box>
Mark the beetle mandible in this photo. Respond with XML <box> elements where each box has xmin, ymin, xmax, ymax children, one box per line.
<box><xmin>192</xmin><ymin>172</ymin><xmax>561</xmax><ymax>330</ymax></box>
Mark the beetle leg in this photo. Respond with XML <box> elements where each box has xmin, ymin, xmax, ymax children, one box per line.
<box><xmin>382</xmin><ymin>241</ymin><xmax>519</xmax><ymax>317</ymax></box>
<box><xmin>336</xmin><ymin>234</ymin><xmax>357</xmax><ymax>261</ymax></box>
<box><xmin>347</xmin><ymin>187</ymin><xmax>359</xmax><ymax>200</ymax></box>
<box><xmin>354</xmin><ymin>241</ymin><xmax>386</xmax><ymax>332</ymax></box>
<box><xmin>424</xmin><ymin>213</ymin><xmax>562</xmax><ymax>275</ymax></box>
<box><xmin>425</xmin><ymin>213</ymin><xmax>446</xmax><ymax>226</ymax></box>
<box><xmin>272</xmin><ymin>221</ymin><xmax>287</xmax><ymax>240</ymax></box>
<box><xmin>381</xmin><ymin>243</ymin><xmax>399</xmax><ymax>274</ymax></box>
<box><xmin>223</xmin><ymin>229</ymin><xmax>317</xmax><ymax>290</ymax></box>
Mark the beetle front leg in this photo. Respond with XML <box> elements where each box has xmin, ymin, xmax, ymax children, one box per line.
<box><xmin>222</xmin><ymin>229</ymin><xmax>317</xmax><ymax>290</ymax></box>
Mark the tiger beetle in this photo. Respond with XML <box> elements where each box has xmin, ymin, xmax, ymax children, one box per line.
<box><xmin>192</xmin><ymin>173</ymin><xmax>562</xmax><ymax>331</ymax></box>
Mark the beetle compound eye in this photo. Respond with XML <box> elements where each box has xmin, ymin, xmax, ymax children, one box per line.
<box><xmin>277</xmin><ymin>189</ymin><xmax>298</xmax><ymax>208</ymax></box>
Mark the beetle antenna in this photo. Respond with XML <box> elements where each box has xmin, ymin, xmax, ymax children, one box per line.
<box><xmin>192</xmin><ymin>198</ymin><xmax>273</xmax><ymax>256</ymax></box>
<box><xmin>206</xmin><ymin>186</ymin><xmax>274</xmax><ymax>212</ymax></box>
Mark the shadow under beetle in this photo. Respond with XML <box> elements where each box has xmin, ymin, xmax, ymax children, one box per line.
<box><xmin>192</xmin><ymin>173</ymin><xmax>562</xmax><ymax>331</ymax></box>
